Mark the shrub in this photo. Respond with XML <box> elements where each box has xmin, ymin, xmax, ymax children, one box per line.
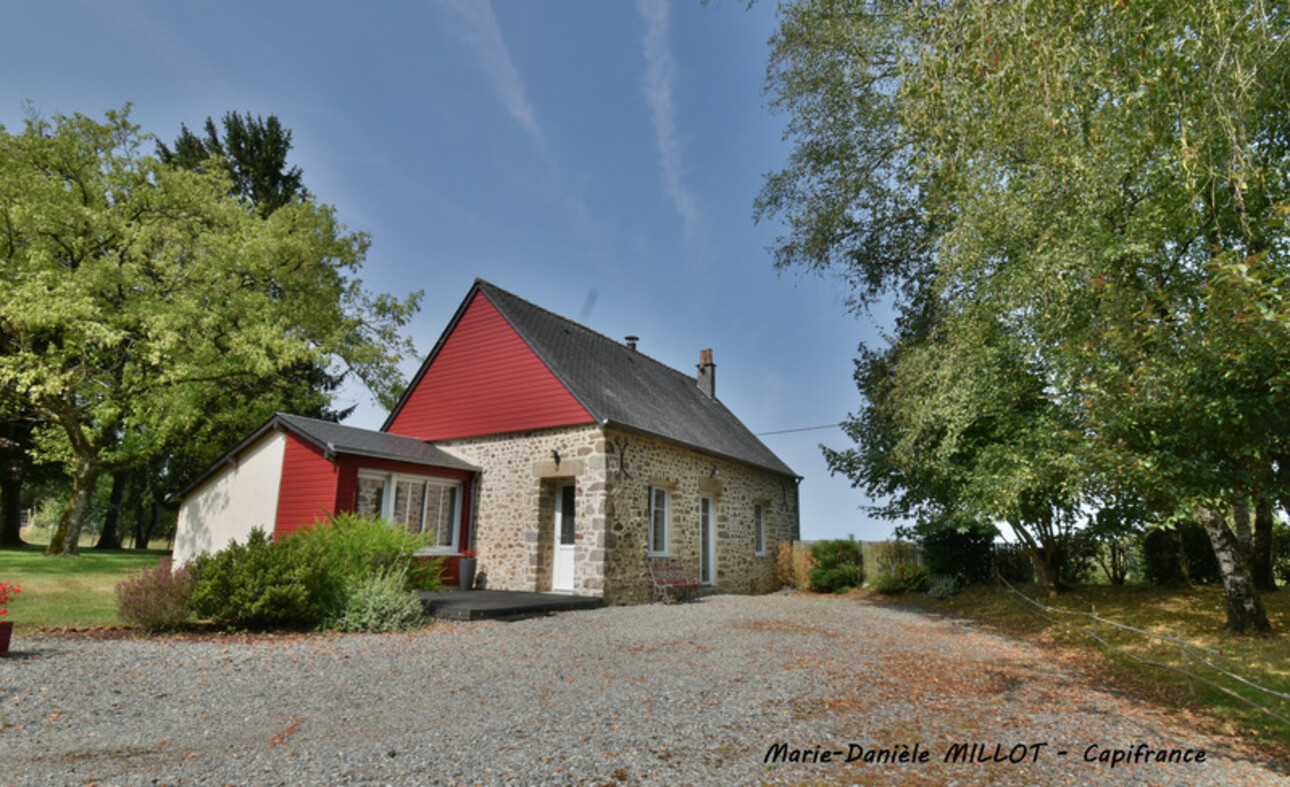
<box><xmin>993</xmin><ymin>543</ymin><xmax>1035</xmax><ymax>584</ymax></box>
<box><xmin>188</xmin><ymin>515</ymin><xmax>444</xmax><ymax>631</ymax></box>
<box><xmin>810</xmin><ymin>564</ymin><xmax>865</xmax><ymax>593</ymax></box>
<box><xmin>775</xmin><ymin>541</ymin><xmax>816</xmax><ymax>590</ymax></box>
<box><xmin>326</xmin><ymin>566</ymin><xmax>426</xmax><ymax>633</ymax></box>
<box><xmin>925</xmin><ymin>574</ymin><xmax>962</xmax><ymax>600</ymax></box>
<box><xmin>286</xmin><ymin>512</ymin><xmax>444</xmax><ymax>611</ymax></box>
<box><xmin>116</xmin><ymin>559</ymin><xmax>194</xmax><ymax>632</ymax></box>
<box><xmin>189</xmin><ymin>528</ymin><xmax>326</xmax><ymax>630</ymax></box>
<box><xmin>918</xmin><ymin>526</ymin><xmax>995</xmax><ymax>585</ymax></box>
<box><xmin>1140</xmin><ymin>521</ymin><xmax>1221</xmax><ymax>586</ymax></box>
<box><xmin>874</xmin><ymin>562</ymin><xmax>930</xmax><ymax>595</ymax></box>
<box><xmin>808</xmin><ymin>539</ymin><xmax>864</xmax><ymax>593</ymax></box>
<box><xmin>869</xmin><ymin>539</ymin><xmax>920</xmax><ymax>577</ymax></box>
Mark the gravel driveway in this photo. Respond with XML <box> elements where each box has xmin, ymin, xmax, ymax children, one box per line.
<box><xmin>2</xmin><ymin>593</ymin><xmax>1284</xmax><ymax>786</ymax></box>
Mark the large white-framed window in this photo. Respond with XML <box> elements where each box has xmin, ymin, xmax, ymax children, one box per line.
<box><xmin>753</xmin><ymin>502</ymin><xmax>767</xmax><ymax>557</ymax></box>
<box><xmin>648</xmin><ymin>485</ymin><xmax>670</xmax><ymax>557</ymax></box>
<box><xmin>356</xmin><ymin>471</ymin><xmax>461</xmax><ymax>553</ymax></box>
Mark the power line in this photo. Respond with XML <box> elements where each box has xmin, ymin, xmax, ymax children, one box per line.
<box><xmin>756</xmin><ymin>422</ymin><xmax>844</xmax><ymax>436</ymax></box>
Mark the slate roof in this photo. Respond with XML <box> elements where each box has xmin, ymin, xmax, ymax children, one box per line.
<box><xmin>172</xmin><ymin>413</ymin><xmax>477</xmax><ymax>502</ymax></box>
<box><xmin>449</xmin><ymin>280</ymin><xmax>798</xmax><ymax>478</ymax></box>
<box><xmin>275</xmin><ymin>414</ymin><xmax>478</xmax><ymax>472</ymax></box>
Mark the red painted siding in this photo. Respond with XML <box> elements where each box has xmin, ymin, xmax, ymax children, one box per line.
<box><xmin>274</xmin><ymin>430</ymin><xmax>341</xmax><ymax>539</ymax></box>
<box><xmin>386</xmin><ymin>290</ymin><xmax>593</xmax><ymax>440</ymax></box>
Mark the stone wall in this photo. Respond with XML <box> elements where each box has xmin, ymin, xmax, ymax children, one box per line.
<box><xmin>440</xmin><ymin>424</ymin><xmax>799</xmax><ymax>605</ymax></box>
<box><xmin>438</xmin><ymin>425</ymin><xmax>609</xmax><ymax>595</ymax></box>
<box><xmin>601</xmin><ymin>429</ymin><xmax>800</xmax><ymax>605</ymax></box>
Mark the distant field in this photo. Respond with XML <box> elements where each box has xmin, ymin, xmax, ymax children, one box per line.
<box><xmin>0</xmin><ymin>545</ymin><xmax>170</xmax><ymax>633</ymax></box>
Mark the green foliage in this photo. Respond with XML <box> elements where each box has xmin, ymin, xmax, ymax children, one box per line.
<box><xmin>157</xmin><ymin>112</ymin><xmax>305</xmax><ymax>216</ymax></box>
<box><xmin>325</xmin><ymin>566</ymin><xmax>426</xmax><ymax>634</ymax></box>
<box><xmin>808</xmin><ymin>538</ymin><xmax>864</xmax><ymax>593</ymax></box>
<box><xmin>285</xmin><ymin>512</ymin><xmax>443</xmax><ymax>612</ymax></box>
<box><xmin>869</xmin><ymin>539</ymin><xmax>928</xmax><ymax>594</ymax></box>
<box><xmin>115</xmin><ymin>558</ymin><xmax>194</xmax><ymax>632</ymax></box>
<box><xmin>875</xmin><ymin>563</ymin><xmax>931</xmax><ymax>596</ymax></box>
<box><xmin>1140</xmin><ymin>523</ymin><xmax>1222</xmax><ymax>587</ymax></box>
<box><xmin>761</xmin><ymin>0</ymin><xmax>1288</xmax><ymax>629</ymax></box>
<box><xmin>993</xmin><ymin>544</ymin><xmax>1035</xmax><ymax>585</ymax></box>
<box><xmin>916</xmin><ymin>523</ymin><xmax>996</xmax><ymax>585</ymax></box>
<box><xmin>925</xmin><ymin>574</ymin><xmax>963</xmax><ymax>600</ymax></box>
<box><xmin>188</xmin><ymin>528</ymin><xmax>324</xmax><ymax>630</ymax></box>
<box><xmin>187</xmin><ymin>515</ymin><xmax>437</xmax><ymax>631</ymax></box>
<box><xmin>1274</xmin><ymin>521</ymin><xmax>1290</xmax><ymax>586</ymax></box>
<box><xmin>0</xmin><ymin>107</ymin><xmax>421</xmax><ymax>555</ymax></box>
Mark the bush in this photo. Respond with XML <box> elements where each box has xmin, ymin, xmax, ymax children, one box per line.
<box><xmin>808</xmin><ymin>539</ymin><xmax>864</xmax><ymax>593</ymax></box>
<box><xmin>775</xmin><ymin>541</ymin><xmax>816</xmax><ymax>590</ymax></box>
<box><xmin>285</xmin><ymin>512</ymin><xmax>444</xmax><ymax>613</ymax></box>
<box><xmin>993</xmin><ymin>543</ymin><xmax>1035</xmax><ymax>584</ymax></box>
<box><xmin>869</xmin><ymin>539</ymin><xmax>920</xmax><ymax>576</ymax></box>
<box><xmin>874</xmin><ymin>562</ymin><xmax>930</xmax><ymax>595</ymax></box>
<box><xmin>918</xmin><ymin>525</ymin><xmax>995</xmax><ymax>585</ymax></box>
<box><xmin>1140</xmin><ymin>521</ymin><xmax>1221</xmax><ymax>586</ymax></box>
<box><xmin>189</xmin><ymin>528</ymin><xmax>326</xmax><ymax>630</ymax></box>
<box><xmin>116</xmin><ymin>558</ymin><xmax>194</xmax><ymax>632</ymax></box>
<box><xmin>809</xmin><ymin>564</ymin><xmax>865</xmax><ymax>593</ymax></box>
<box><xmin>326</xmin><ymin>566</ymin><xmax>426</xmax><ymax>633</ymax></box>
<box><xmin>926</xmin><ymin>573</ymin><xmax>962</xmax><ymax>599</ymax></box>
<box><xmin>188</xmin><ymin>515</ymin><xmax>444</xmax><ymax>631</ymax></box>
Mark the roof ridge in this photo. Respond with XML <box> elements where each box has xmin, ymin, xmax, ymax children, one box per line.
<box><xmin>475</xmin><ymin>279</ymin><xmax>706</xmax><ymax>391</ymax></box>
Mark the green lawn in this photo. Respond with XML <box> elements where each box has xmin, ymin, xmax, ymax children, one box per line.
<box><xmin>871</xmin><ymin>582</ymin><xmax>1290</xmax><ymax>757</ymax></box>
<box><xmin>0</xmin><ymin>544</ymin><xmax>170</xmax><ymax>634</ymax></box>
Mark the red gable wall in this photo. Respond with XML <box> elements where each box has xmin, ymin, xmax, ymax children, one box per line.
<box><xmin>386</xmin><ymin>290</ymin><xmax>593</xmax><ymax>440</ymax></box>
<box><xmin>274</xmin><ymin>430</ymin><xmax>341</xmax><ymax>539</ymax></box>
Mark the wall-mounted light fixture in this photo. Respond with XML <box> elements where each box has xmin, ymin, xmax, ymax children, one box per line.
<box><xmin>552</xmin><ymin>449</ymin><xmax>561</xmax><ymax>469</ymax></box>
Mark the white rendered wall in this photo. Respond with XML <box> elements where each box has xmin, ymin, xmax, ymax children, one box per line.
<box><xmin>172</xmin><ymin>430</ymin><xmax>287</xmax><ymax>565</ymax></box>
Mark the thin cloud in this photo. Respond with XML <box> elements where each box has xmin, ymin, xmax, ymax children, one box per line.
<box><xmin>440</xmin><ymin>0</ymin><xmax>541</xmax><ymax>144</ymax></box>
<box><xmin>638</xmin><ymin>0</ymin><xmax>702</xmax><ymax>251</ymax></box>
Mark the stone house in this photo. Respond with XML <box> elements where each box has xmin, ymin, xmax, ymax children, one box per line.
<box><xmin>173</xmin><ymin>280</ymin><xmax>800</xmax><ymax>604</ymax></box>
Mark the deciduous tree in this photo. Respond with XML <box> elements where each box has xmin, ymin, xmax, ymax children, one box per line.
<box><xmin>0</xmin><ymin>108</ymin><xmax>421</xmax><ymax>556</ymax></box>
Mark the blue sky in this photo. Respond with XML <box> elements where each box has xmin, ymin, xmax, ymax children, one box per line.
<box><xmin>3</xmin><ymin>1</ymin><xmax>903</xmax><ymax>541</ymax></box>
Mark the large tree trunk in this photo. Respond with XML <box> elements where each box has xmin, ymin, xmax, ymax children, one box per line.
<box><xmin>0</xmin><ymin>472</ymin><xmax>24</xmax><ymax>547</ymax></box>
<box><xmin>1253</xmin><ymin>496</ymin><xmax>1277</xmax><ymax>592</ymax></box>
<box><xmin>1029</xmin><ymin>546</ymin><xmax>1065</xmax><ymax>594</ymax></box>
<box><xmin>1149</xmin><ymin>527</ymin><xmax>1191</xmax><ymax>587</ymax></box>
<box><xmin>45</xmin><ymin>460</ymin><xmax>103</xmax><ymax>556</ymax></box>
<box><xmin>94</xmin><ymin>470</ymin><xmax>127</xmax><ymax>550</ymax></box>
<box><xmin>1197</xmin><ymin>504</ymin><xmax>1271</xmax><ymax>635</ymax></box>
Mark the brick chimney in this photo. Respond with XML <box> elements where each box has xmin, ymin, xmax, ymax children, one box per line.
<box><xmin>697</xmin><ymin>348</ymin><xmax>716</xmax><ymax>399</ymax></box>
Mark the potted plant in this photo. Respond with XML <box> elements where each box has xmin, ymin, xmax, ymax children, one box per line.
<box><xmin>0</xmin><ymin>580</ymin><xmax>21</xmax><ymax>656</ymax></box>
<box><xmin>458</xmin><ymin>549</ymin><xmax>477</xmax><ymax>590</ymax></box>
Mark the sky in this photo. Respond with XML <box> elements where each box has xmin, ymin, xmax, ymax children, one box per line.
<box><xmin>2</xmin><ymin>0</ymin><xmax>905</xmax><ymax>541</ymax></box>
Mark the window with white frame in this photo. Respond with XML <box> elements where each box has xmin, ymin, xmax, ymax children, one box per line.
<box><xmin>753</xmin><ymin>503</ymin><xmax>767</xmax><ymax>557</ymax></box>
<box><xmin>356</xmin><ymin>471</ymin><xmax>461</xmax><ymax>552</ymax></box>
<box><xmin>648</xmin><ymin>485</ymin><xmax>670</xmax><ymax>556</ymax></box>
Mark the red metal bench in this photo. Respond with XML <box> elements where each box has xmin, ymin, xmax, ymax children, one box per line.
<box><xmin>651</xmin><ymin>565</ymin><xmax>703</xmax><ymax>603</ymax></box>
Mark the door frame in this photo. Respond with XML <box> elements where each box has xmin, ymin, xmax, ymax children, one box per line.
<box><xmin>699</xmin><ymin>494</ymin><xmax>716</xmax><ymax>586</ymax></box>
<box><xmin>552</xmin><ymin>481</ymin><xmax>577</xmax><ymax>592</ymax></box>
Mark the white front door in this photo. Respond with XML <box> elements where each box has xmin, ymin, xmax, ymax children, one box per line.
<box><xmin>552</xmin><ymin>483</ymin><xmax>576</xmax><ymax>592</ymax></box>
<box><xmin>699</xmin><ymin>495</ymin><xmax>716</xmax><ymax>585</ymax></box>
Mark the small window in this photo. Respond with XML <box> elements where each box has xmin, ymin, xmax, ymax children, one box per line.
<box><xmin>648</xmin><ymin>486</ymin><xmax>670</xmax><ymax>556</ymax></box>
<box><xmin>753</xmin><ymin>503</ymin><xmax>767</xmax><ymax>557</ymax></box>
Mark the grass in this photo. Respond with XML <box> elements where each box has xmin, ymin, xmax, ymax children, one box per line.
<box><xmin>871</xmin><ymin>581</ymin><xmax>1290</xmax><ymax>759</ymax></box>
<box><xmin>0</xmin><ymin>544</ymin><xmax>170</xmax><ymax>634</ymax></box>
